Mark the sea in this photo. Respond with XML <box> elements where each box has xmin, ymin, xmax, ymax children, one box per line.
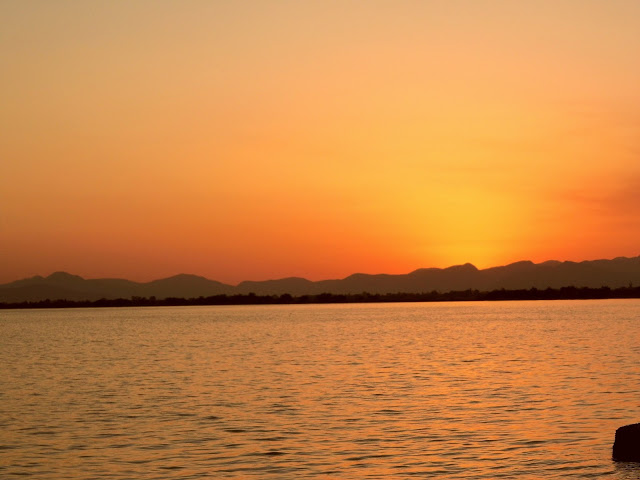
<box><xmin>1</xmin><ymin>300</ymin><xmax>639</xmax><ymax>479</ymax></box>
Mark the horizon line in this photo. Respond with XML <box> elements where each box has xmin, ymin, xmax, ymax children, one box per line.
<box><xmin>4</xmin><ymin>254</ymin><xmax>639</xmax><ymax>287</ymax></box>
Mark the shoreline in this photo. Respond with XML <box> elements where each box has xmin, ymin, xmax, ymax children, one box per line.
<box><xmin>2</xmin><ymin>285</ymin><xmax>640</xmax><ymax>310</ymax></box>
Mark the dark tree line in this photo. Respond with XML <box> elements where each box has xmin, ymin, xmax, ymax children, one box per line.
<box><xmin>1</xmin><ymin>285</ymin><xmax>640</xmax><ymax>309</ymax></box>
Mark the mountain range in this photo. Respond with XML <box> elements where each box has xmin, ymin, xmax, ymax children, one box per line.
<box><xmin>1</xmin><ymin>256</ymin><xmax>639</xmax><ymax>303</ymax></box>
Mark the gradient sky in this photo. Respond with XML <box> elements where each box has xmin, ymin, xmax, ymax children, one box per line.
<box><xmin>2</xmin><ymin>1</ymin><xmax>639</xmax><ymax>284</ymax></box>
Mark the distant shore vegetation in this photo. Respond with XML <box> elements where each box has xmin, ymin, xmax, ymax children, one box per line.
<box><xmin>1</xmin><ymin>285</ymin><xmax>640</xmax><ymax>309</ymax></box>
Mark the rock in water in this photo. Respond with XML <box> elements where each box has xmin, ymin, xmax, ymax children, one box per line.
<box><xmin>613</xmin><ymin>423</ymin><xmax>640</xmax><ymax>461</ymax></box>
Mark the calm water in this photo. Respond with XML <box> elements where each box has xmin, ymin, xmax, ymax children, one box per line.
<box><xmin>1</xmin><ymin>300</ymin><xmax>639</xmax><ymax>479</ymax></box>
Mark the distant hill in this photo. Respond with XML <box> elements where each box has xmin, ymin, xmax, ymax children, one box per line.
<box><xmin>1</xmin><ymin>256</ymin><xmax>639</xmax><ymax>303</ymax></box>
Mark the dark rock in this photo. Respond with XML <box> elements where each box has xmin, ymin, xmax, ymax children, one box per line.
<box><xmin>613</xmin><ymin>423</ymin><xmax>640</xmax><ymax>461</ymax></box>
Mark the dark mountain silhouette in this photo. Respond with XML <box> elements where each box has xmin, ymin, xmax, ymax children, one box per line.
<box><xmin>138</xmin><ymin>274</ymin><xmax>234</xmax><ymax>299</ymax></box>
<box><xmin>1</xmin><ymin>256</ymin><xmax>639</xmax><ymax>303</ymax></box>
<box><xmin>0</xmin><ymin>272</ymin><xmax>141</xmax><ymax>302</ymax></box>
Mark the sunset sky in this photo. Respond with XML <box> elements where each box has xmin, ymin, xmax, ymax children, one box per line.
<box><xmin>2</xmin><ymin>1</ymin><xmax>639</xmax><ymax>284</ymax></box>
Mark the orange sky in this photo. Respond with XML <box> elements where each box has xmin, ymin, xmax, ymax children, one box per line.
<box><xmin>1</xmin><ymin>1</ymin><xmax>639</xmax><ymax>284</ymax></box>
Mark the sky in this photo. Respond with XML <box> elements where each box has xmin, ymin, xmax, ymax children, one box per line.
<box><xmin>1</xmin><ymin>0</ymin><xmax>639</xmax><ymax>284</ymax></box>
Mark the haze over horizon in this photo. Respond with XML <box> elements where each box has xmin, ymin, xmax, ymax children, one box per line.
<box><xmin>2</xmin><ymin>1</ymin><xmax>639</xmax><ymax>285</ymax></box>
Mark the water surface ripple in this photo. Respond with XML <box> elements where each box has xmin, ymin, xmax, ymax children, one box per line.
<box><xmin>1</xmin><ymin>300</ymin><xmax>639</xmax><ymax>478</ymax></box>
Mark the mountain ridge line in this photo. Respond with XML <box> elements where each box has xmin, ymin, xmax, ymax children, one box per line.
<box><xmin>1</xmin><ymin>255</ymin><xmax>639</xmax><ymax>302</ymax></box>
